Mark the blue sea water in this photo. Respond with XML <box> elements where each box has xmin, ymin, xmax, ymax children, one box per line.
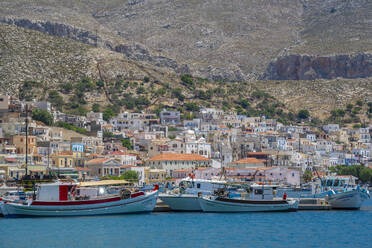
<box><xmin>1</xmin><ymin>198</ymin><xmax>372</xmax><ymax>248</ymax></box>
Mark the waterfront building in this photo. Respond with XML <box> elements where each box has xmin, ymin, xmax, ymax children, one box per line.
<box><xmin>146</xmin><ymin>153</ymin><xmax>211</xmax><ymax>176</ymax></box>
<box><xmin>86</xmin><ymin>158</ymin><xmax>122</xmax><ymax>177</ymax></box>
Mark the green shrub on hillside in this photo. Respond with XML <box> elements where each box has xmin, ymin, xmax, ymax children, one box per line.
<box><xmin>32</xmin><ymin>109</ymin><xmax>53</xmax><ymax>126</ymax></box>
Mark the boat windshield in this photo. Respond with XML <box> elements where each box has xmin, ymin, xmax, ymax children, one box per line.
<box><xmin>333</xmin><ymin>179</ymin><xmax>340</xmax><ymax>187</ymax></box>
<box><xmin>326</xmin><ymin>180</ymin><xmax>333</xmax><ymax>187</ymax></box>
<box><xmin>186</xmin><ymin>181</ymin><xmax>193</xmax><ymax>188</ymax></box>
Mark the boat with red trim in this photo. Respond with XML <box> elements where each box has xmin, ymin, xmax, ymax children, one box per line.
<box><xmin>0</xmin><ymin>180</ymin><xmax>158</xmax><ymax>217</ymax></box>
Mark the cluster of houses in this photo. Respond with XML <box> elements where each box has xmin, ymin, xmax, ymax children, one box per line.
<box><xmin>0</xmin><ymin>95</ymin><xmax>371</xmax><ymax>186</ymax></box>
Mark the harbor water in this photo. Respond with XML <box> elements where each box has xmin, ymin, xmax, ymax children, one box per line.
<box><xmin>1</xmin><ymin>198</ymin><xmax>371</xmax><ymax>248</ymax></box>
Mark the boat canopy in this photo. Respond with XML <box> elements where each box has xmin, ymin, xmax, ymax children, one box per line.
<box><xmin>79</xmin><ymin>180</ymin><xmax>130</xmax><ymax>187</ymax></box>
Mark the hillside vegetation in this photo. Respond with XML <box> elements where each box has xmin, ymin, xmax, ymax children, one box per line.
<box><xmin>0</xmin><ymin>1</ymin><xmax>371</xmax><ymax>124</ymax></box>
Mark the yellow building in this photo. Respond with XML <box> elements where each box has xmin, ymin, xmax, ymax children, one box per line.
<box><xmin>51</xmin><ymin>151</ymin><xmax>74</xmax><ymax>168</ymax></box>
<box><xmin>51</xmin><ymin>151</ymin><xmax>87</xmax><ymax>168</ymax></box>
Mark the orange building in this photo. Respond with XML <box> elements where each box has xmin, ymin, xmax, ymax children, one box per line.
<box><xmin>12</xmin><ymin>135</ymin><xmax>36</xmax><ymax>154</ymax></box>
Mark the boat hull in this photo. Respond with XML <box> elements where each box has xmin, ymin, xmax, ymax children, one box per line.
<box><xmin>159</xmin><ymin>194</ymin><xmax>201</xmax><ymax>211</ymax></box>
<box><xmin>0</xmin><ymin>191</ymin><xmax>158</xmax><ymax>217</ymax></box>
<box><xmin>199</xmin><ymin>197</ymin><xmax>299</xmax><ymax>213</ymax></box>
<box><xmin>328</xmin><ymin>190</ymin><xmax>369</xmax><ymax>209</ymax></box>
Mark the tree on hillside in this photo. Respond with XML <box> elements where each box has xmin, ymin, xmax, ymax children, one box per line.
<box><xmin>103</xmin><ymin>105</ymin><xmax>117</xmax><ymax>121</ymax></box>
<box><xmin>181</xmin><ymin>74</ymin><xmax>193</xmax><ymax>87</ymax></box>
<box><xmin>32</xmin><ymin>109</ymin><xmax>53</xmax><ymax>126</ymax></box>
<box><xmin>298</xmin><ymin>109</ymin><xmax>310</xmax><ymax>120</ymax></box>
<box><xmin>356</xmin><ymin>100</ymin><xmax>363</xmax><ymax>106</ymax></box>
<box><xmin>48</xmin><ymin>90</ymin><xmax>64</xmax><ymax>110</ymax></box>
<box><xmin>143</xmin><ymin>76</ymin><xmax>150</xmax><ymax>83</ymax></box>
<box><xmin>121</xmin><ymin>138</ymin><xmax>132</xmax><ymax>150</ymax></box>
<box><xmin>172</xmin><ymin>88</ymin><xmax>185</xmax><ymax>101</ymax></box>
<box><xmin>92</xmin><ymin>103</ymin><xmax>100</xmax><ymax>113</ymax></box>
<box><xmin>185</xmin><ymin>102</ymin><xmax>199</xmax><ymax>111</ymax></box>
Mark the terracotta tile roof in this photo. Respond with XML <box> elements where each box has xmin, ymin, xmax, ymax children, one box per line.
<box><xmin>5</xmin><ymin>158</ymin><xmax>17</xmax><ymax>162</ymax></box>
<box><xmin>231</xmin><ymin>157</ymin><xmax>265</xmax><ymax>164</ymax></box>
<box><xmin>148</xmin><ymin>153</ymin><xmax>211</xmax><ymax>161</ymax></box>
<box><xmin>55</xmin><ymin>151</ymin><xmax>73</xmax><ymax>156</ymax></box>
<box><xmin>196</xmin><ymin>167</ymin><xmax>212</xmax><ymax>170</ymax></box>
<box><xmin>108</xmin><ymin>151</ymin><xmax>132</xmax><ymax>156</ymax></box>
<box><xmin>173</xmin><ymin>169</ymin><xmax>192</xmax><ymax>172</ymax></box>
<box><xmin>86</xmin><ymin>158</ymin><xmax>110</xmax><ymax>165</ymax></box>
<box><xmin>88</xmin><ymin>153</ymin><xmax>102</xmax><ymax>157</ymax></box>
<box><xmin>74</xmin><ymin>167</ymin><xmax>91</xmax><ymax>171</ymax></box>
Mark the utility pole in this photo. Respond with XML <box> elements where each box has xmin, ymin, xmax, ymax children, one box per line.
<box><xmin>25</xmin><ymin>104</ymin><xmax>29</xmax><ymax>176</ymax></box>
<box><xmin>47</xmin><ymin>141</ymin><xmax>50</xmax><ymax>169</ymax></box>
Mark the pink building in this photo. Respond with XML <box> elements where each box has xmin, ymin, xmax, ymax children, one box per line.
<box><xmin>225</xmin><ymin>167</ymin><xmax>300</xmax><ymax>186</ymax></box>
<box><xmin>173</xmin><ymin>167</ymin><xmax>220</xmax><ymax>180</ymax></box>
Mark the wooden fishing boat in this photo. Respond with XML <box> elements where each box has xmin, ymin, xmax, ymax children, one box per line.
<box><xmin>198</xmin><ymin>184</ymin><xmax>299</xmax><ymax>212</ymax></box>
<box><xmin>0</xmin><ymin>180</ymin><xmax>158</xmax><ymax>217</ymax></box>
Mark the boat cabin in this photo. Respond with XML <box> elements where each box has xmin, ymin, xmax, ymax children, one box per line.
<box><xmin>2</xmin><ymin>191</ymin><xmax>28</xmax><ymax>202</ymax></box>
<box><xmin>35</xmin><ymin>180</ymin><xmax>130</xmax><ymax>201</ymax></box>
<box><xmin>312</xmin><ymin>176</ymin><xmax>356</xmax><ymax>195</ymax></box>
<box><xmin>246</xmin><ymin>184</ymin><xmax>275</xmax><ymax>200</ymax></box>
<box><xmin>179</xmin><ymin>177</ymin><xmax>226</xmax><ymax>195</ymax></box>
<box><xmin>36</xmin><ymin>181</ymin><xmax>77</xmax><ymax>201</ymax></box>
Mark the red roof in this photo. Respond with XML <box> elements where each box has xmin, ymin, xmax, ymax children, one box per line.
<box><xmin>74</xmin><ymin>167</ymin><xmax>91</xmax><ymax>171</ymax></box>
<box><xmin>55</xmin><ymin>151</ymin><xmax>73</xmax><ymax>156</ymax></box>
<box><xmin>5</xmin><ymin>158</ymin><xmax>17</xmax><ymax>162</ymax></box>
<box><xmin>108</xmin><ymin>151</ymin><xmax>132</xmax><ymax>156</ymax></box>
<box><xmin>231</xmin><ymin>158</ymin><xmax>265</xmax><ymax>164</ymax></box>
<box><xmin>86</xmin><ymin>158</ymin><xmax>110</xmax><ymax>165</ymax></box>
<box><xmin>173</xmin><ymin>169</ymin><xmax>192</xmax><ymax>172</ymax></box>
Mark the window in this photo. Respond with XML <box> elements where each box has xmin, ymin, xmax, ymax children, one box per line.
<box><xmin>254</xmin><ymin>189</ymin><xmax>263</xmax><ymax>195</ymax></box>
<box><xmin>98</xmin><ymin>168</ymin><xmax>101</xmax><ymax>174</ymax></box>
<box><xmin>197</xmin><ymin>183</ymin><xmax>201</xmax><ymax>189</ymax></box>
<box><xmin>292</xmin><ymin>173</ymin><xmax>295</xmax><ymax>177</ymax></box>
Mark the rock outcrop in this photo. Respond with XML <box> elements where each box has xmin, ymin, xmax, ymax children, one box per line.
<box><xmin>1</xmin><ymin>0</ymin><xmax>372</xmax><ymax>81</ymax></box>
<box><xmin>263</xmin><ymin>54</ymin><xmax>372</xmax><ymax>80</ymax></box>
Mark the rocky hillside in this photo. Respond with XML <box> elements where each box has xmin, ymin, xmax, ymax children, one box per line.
<box><xmin>0</xmin><ymin>0</ymin><xmax>372</xmax><ymax>122</ymax></box>
<box><xmin>2</xmin><ymin>0</ymin><xmax>372</xmax><ymax>81</ymax></box>
<box><xmin>0</xmin><ymin>23</ymin><xmax>178</xmax><ymax>94</ymax></box>
<box><xmin>263</xmin><ymin>54</ymin><xmax>372</xmax><ymax>80</ymax></box>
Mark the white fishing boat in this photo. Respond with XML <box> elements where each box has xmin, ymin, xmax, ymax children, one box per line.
<box><xmin>0</xmin><ymin>183</ymin><xmax>20</xmax><ymax>195</ymax></box>
<box><xmin>159</xmin><ymin>177</ymin><xmax>226</xmax><ymax>211</ymax></box>
<box><xmin>199</xmin><ymin>184</ymin><xmax>299</xmax><ymax>212</ymax></box>
<box><xmin>326</xmin><ymin>186</ymin><xmax>370</xmax><ymax>209</ymax></box>
<box><xmin>0</xmin><ymin>180</ymin><xmax>158</xmax><ymax>217</ymax></box>
<box><xmin>302</xmin><ymin>176</ymin><xmax>370</xmax><ymax>209</ymax></box>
